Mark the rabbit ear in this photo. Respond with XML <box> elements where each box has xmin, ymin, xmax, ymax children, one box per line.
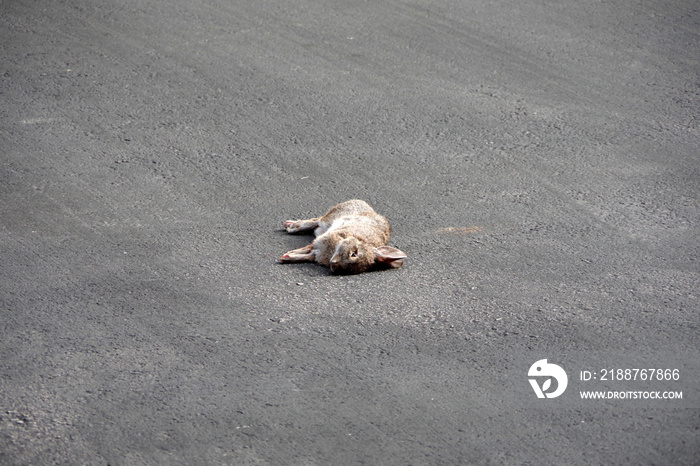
<box><xmin>374</xmin><ymin>246</ymin><xmax>407</xmax><ymax>268</ymax></box>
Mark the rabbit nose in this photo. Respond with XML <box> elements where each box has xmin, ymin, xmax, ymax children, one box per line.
<box><xmin>330</xmin><ymin>255</ymin><xmax>341</xmax><ymax>270</ymax></box>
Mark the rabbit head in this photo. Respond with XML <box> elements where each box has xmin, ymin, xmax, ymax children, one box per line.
<box><xmin>329</xmin><ymin>237</ymin><xmax>406</xmax><ymax>274</ymax></box>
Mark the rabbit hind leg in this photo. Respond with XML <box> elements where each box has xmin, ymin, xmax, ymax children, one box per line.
<box><xmin>284</xmin><ymin>218</ymin><xmax>319</xmax><ymax>233</ymax></box>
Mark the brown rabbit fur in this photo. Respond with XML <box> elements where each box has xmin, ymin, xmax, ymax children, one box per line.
<box><xmin>280</xmin><ymin>199</ymin><xmax>407</xmax><ymax>274</ymax></box>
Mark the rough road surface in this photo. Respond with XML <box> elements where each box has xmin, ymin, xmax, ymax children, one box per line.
<box><xmin>2</xmin><ymin>0</ymin><xmax>699</xmax><ymax>464</ymax></box>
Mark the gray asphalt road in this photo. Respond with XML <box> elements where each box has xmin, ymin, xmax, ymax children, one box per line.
<box><xmin>2</xmin><ymin>0</ymin><xmax>699</xmax><ymax>464</ymax></box>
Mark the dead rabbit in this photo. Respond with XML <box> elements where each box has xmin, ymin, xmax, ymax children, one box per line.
<box><xmin>280</xmin><ymin>199</ymin><xmax>407</xmax><ymax>274</ymax></box>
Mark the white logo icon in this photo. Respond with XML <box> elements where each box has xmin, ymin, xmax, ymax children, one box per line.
<box><xmin>528</xmin><ymin>359</ymin><xmax>568</xmax><ymax>398</ymax></box>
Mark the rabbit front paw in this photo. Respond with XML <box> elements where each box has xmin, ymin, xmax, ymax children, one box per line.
<box><xmin>280</xmin><ymin>244</ymin><xmax>315</xmax><ymax>263</ymax></box>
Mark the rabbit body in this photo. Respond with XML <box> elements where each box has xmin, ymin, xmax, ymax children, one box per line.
<box><xmin>280</xmin><ymin>199</ymin><xmax>406</xmax><ymax>274</ymax></box>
